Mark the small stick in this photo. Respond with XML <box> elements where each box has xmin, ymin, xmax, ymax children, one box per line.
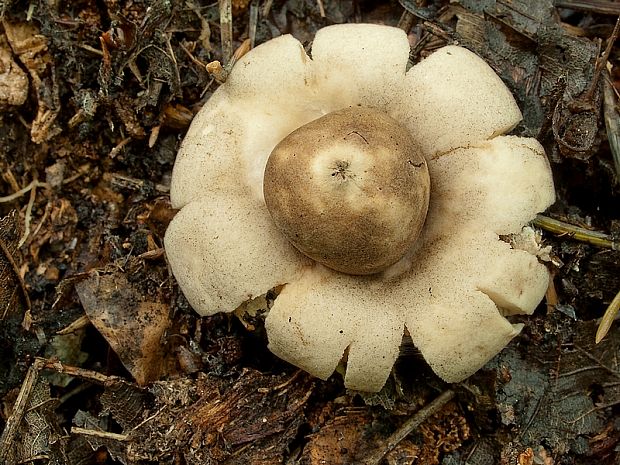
<box><xmin>554</xmin><ymin>0</ymin><xmax>620</xmax><ymax>16</ymax></box>
<box><xmin>164</xmin><ymin>35</ymin><xmax>181</xmax><ymax>97</ymax></box>
<box><xmin>18</xmin><ymin>181</ymin><xmax>37</xmax><ymax>247</ymax></box>
<box><xmin>230</xmin><ymin>39</ymin><xmax>251</xmax><ymax>65</ymax></box>
<box><xmin>0</xmin><ymin>358</ymin><xmax>45</xmax><ymax>462</ymax></box>
<box><xmin>0</xmin><ymin>180</ymin><xmax>47</xmax><ymax>203</ymax></box>
<box><xmin>397</xmin><ymin>10</ymin><xmax>416</xmax><ymax>34</ymax></box>
<box><xmin>62</xmin><ymin>164</ymin><xmax>90</xmax><ymax>185</ymax></box>
<box><xmin>249</xmin><ymin>0</ymin><xmax>259</xmax><ymax>49</ymax></box>
<box><xmin>533</xmin><ymin>214</ymin><xmax>619</xmax><ymax>250</ymax></box>
<box><xmin>56</xmin><ymin>315</ymin><xmax>91</xmax><ymax>335</ymax></box>
<box><xmin>76</xmin><ymin>43</ymin><xmax>104</xmax><ymax>56</ymax></box>
<box><xmin>106</xmin><ymin>173</ymin><xmax>170</xmax><ymax>194</ymax></box>
<box><xmin>71</xmin><ymin>427</ymin><xmax>128</xmax><ymax>441</ymax></box>
<box><xmin>603</xmin><ymin>73</ymin><xmax>620</xmax><ymax>181</ymax></box>
<box><xmin>30</xmin><ymin>200</ymin><xmax>51</xmax><ymax>242</ymax></box>
<box><xmin>136</xmin><ymin>247</ymin><xmax>165</xmax><ymax>260</ymax></box>
<box><xmin>596</xmin><ymin>288</ymin><xmax>620</xmax><ymax>344</ymax></box>
<box><xmin>4</xmin><ymin>168</ymin><xmax>20</xmax><ymax>192</ymax></box>
<box><xmin>38</xmin><ymin>358</ymin><xmax>120</xmax><ymax>385</ymax></box>
<box><xmin>0</xmin><ymin>216</ymin><xmax>32</xmax><ymax>315</ymax></box>
<box><xmin>219</xmin><ymin>0</ymin><xmax>233</xmax><ymax>64</ymax></box>
<box><xmin>363</xmin><ymin>389</ymin><xmax>455</xmax><ymax>465</ymax></box>
<box><xmin>261</xmin><ymin>0</ymin><xmax>274</xmax><ymax>18</ymax></box>
<box><xmin>179</xmin><ymin>41</ymin><xmax>208</xmax><ymax>70</ymax></box>
<box><xmin>109</xmin><ymin>137</ymin><xmax>132</xmax><ymax>158</ymax></box>
<box><xmin>581</xmin><ymin>15</ymin><xmax>620</xmax><ymax>104</ymax></box>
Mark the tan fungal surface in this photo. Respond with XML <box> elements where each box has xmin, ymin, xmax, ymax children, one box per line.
<box><xmin>164</xmin><ymin>189</ymin><xmax>310</xmax><ymax>315</ymax></box>
<box><xmin>169</xmin><ymin>91</ymin><xmax>244</xmax><ymax>208</ymax></box>
<box><xmin>397</xmin><ymin>232</ymin><xmax>549</xmax><ymax>383</ymax></box>
<box><xmin>170</xmin><ymin>35</ymin><xmax>322</xmax><ymax>207</ymax></box>
<box><xmin>423</xmin><ymin>136</ymin><xmax>555</xmax><ymax>239</ymax></box>
<box><xmin>391</xmin><ymin>46</ymin><xmax>523</xmax><ymax>158</ymax></box>
<box><xmin>310</xmin><ymin>23</ymin><xmax>410</xmax><ymax>110</ymax></box>
<box><xmin>264</xmin><ymin>107</ymin><xmax>430</xmax><ymax>275</ymax></box>
<box><xmin>266</xmin><ymin>266</ymin><xmax>404</xmax><ymax>392</ymax></box>
<box><xmin>165</xmin><ymin>24</ymin><xmax>556</xmax><ymax>391</ymax></box>
<box><xmin>267</xmin><ymin>136</ymin><xmax>554</xmax><ymax>387</ymax></box>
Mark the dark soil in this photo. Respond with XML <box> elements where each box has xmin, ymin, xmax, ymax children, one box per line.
<box><xmin>1</xmin><ymin>0</ymin><xmax>619</xmax><ymax>464</ymax></box>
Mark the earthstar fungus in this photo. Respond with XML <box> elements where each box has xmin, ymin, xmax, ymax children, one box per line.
<box><xmin>164</xmin><ymin>24</ymin><xmax>555</xmax><ymax>392</ymax></box>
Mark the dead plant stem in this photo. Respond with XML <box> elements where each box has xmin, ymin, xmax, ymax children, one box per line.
<box><xmin>219</xmin><ymin>0</ymin><xmax>233</xmax><ymax>64</ymax></box>
<box><xmin>554</xmin><ymin>1</ymin><xmax>620</xmax><ymax>16</ymax></box>
<box><xmin>533</xmin><ymin>214</ymin><xmax>619</xmax><ymax>250</ymax></box>
<box><xmin>0</xmin><ymin>224</ymin><xmax>32</xmax><ymax>315</ymax></box>
<box><xmin>0</xmin><ymin>180</ymin><xmax>47</xmax><ymax>203</ymax></box>
<box><xmin>363</xmin><ymin>389</ymin><xmax>455</xmax><ymax>465</ymax></box>
<box><xmin>19</xmin><ymin>181</ymin><xmax>37</xmax><ymax>247</ymax></box>
<box><xmin>71</xmin><ymin>427</ymin><xmax>128</xmax><ymax>441</ymax></box>
<box><xmin>0</xmin><ymin>358</ymin><xmax>45</xmax><ymax>462</ymax></box>
<box><xmin>596</xmin><ymin>288</ymin><xmax>620</xmax><ymax>343</ymax></box>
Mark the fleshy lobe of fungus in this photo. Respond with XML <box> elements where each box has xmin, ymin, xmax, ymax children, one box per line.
<box><xmin>263</xmin><ymin>107</ymin><xmax>430</xmax><ymax>275</ymax></box>
<box><xmin>164</xmin><ymin>24</ymin><xmax>556</xmax><ymax>392</ymax></box>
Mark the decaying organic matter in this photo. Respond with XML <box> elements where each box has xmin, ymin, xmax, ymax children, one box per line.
<box><xmin>0</xmin><ymin>0</ymin><xmax>619</xmax><ymax>464</ymax></box>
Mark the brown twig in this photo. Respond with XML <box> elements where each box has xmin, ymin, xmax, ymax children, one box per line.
<box><xmin>0</xmin><ymin>180</ymin><xmax>47</xmax><ymax>203</ymax></box>
<box><xmin>38</xmin><ymin>358</ymin><xmax>121</xmax><ymax>384</ymax></box>
<box><xmin>261</xmin><ymin>0</ymin><xmax>274</xmax><ymax>17</ymax></box>
<box><xmin>106</xmin><ymin>173</ymin><xmax>170</xmax><ymax>194</ymax></box>
<box><xmin>109</xmin><ymin>137</ymin><xmax>132</xmax><ymax>158</ymax></box>
<box><xmin>179</xmin><ymin>41</ymin><xmax>209</xmax><ymax>70</ymax></box>
<box><xmin>0</xmin><ymin>358</ymin><xmax>45</xmax><ymax>462</ymax></box>
<box><xmin>397</xmin><ymin>10</ymin><xmax>416</xmax><ymax>33</ymax></box>
<box><xmin>219</xmin><ymin>0</ymin><xmax>233</xmax><ymax>64</ymax></box>
<box><xmin>0</xmin><ymin>214</ymin><xmax>32</xmax><ymax>316</ymax></box>
<box><xmin>56</xmin><ymin>315</ymin><xmax>91</xmax><ymax>335</ymax></box>
<box><xmin>574</xmin><ymin>345</ymin><xmax>620</xmax><ymax>378</ymax></box>
<box><xmin>30</xmin><ymin>200</ymin><xmax>51</xmax><ymax>242</ymax></box>
<box><xmin>555</xmin><ymin>0</ymin><xmax>620</xmax><ymax>15</ymax></box>
<box><xmin>603</xmin><ymin>73</ymin><xmax>620</xmax><ymax>182</ymax></box>
<box><xmin>230</xmin><ymin>39</ymin><xmax>251</xmax><ymax>66</ymax></box>
<box><xmin>70</xmin><ymin>427</ymin><xmax>128</xmax><ymax>441</ymax></box>
<box><xmin>76</xmin><ymin>43</ymin><xmax>104</xmax><ymax>56</ymax></box>
<box><xmin>164</xmin><ymin>35</ymin><xmax>182</xmax><ymax>98</ymax></box>
<box><xmin>249</xmin><ymin>0</ymin><xmax>259</xmax><ymax>49</ymax></box>
<box><xmin>19</xmin><ymin>180</ymin><xmax>37</xmax><ymax>247</ymax></box>
<box><xmin>136</xmin><ymin>247</ymin><xmax>165</xmax><ymax>260</ymax></box>
<box><xmin>581</xmin><ymin>15</ymin><xmax>620</xmax><ymax>105</ymax></box>
<box><xmin>363</xmin><ymin>389</ymin><xmax>455</xmax><ymax>465</ymax></box>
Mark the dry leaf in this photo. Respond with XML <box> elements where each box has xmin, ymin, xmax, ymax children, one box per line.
<box><xmin>75</xmin><ymin>272</ymin><xmax>170</xmax><ymax>385</ymax></box>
